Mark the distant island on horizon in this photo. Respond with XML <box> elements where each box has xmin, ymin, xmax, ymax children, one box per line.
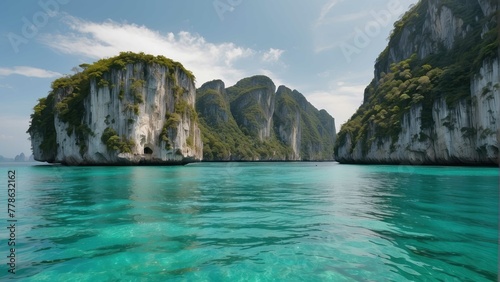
<box><xmin>0</xmin><ymin>153</ymin><xmax>35</xmax><ymax>162</ymax></box>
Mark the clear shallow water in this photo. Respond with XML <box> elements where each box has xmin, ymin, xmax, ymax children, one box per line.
<box><xmin>0</xmin><ymin>162</ymin><xmax>498</xmax><ymax>281</ymax></box>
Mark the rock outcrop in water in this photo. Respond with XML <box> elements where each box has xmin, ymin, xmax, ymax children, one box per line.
<box><xmin>28</xmin><ymin>52</ymin><xmax>203</xmax><ymax>165</ymax></box>
<box><xmin>196</xmin><ymin>76</ymin><xmax>336</xmax><ymax>161</ymax></box>
<box><xmin>335</xmin><ymin>0</ymin><xmax>499</xmax><ymax>165</ymax></box>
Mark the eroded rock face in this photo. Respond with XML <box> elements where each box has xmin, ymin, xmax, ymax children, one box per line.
<box><xmin>29</xmin><ymin>54</ymin><xmax>202</xmax><ymax>165</ymax></box>
<box><xmin>228</xmin><ymin>76</ymin><xmax>276</xmax><ymax>142</ymax></box>
<box><xmin>375</xmin><ymin>0</ymin><xmax>488</xmax><ymax>81</ymax></box>
<box><xmin>196</xmin><ymin>80</ymin><xmax>230</xmax><ymax>126</ymax></box>
<box><xmin>338</xmin><ymin>59</ymin><xmax>499</xmax><ymax>165</ymax></box>
<box><xmin>274</xmin><ymin>86</ymin><xmax>302</xmax><ymax>160</ymax></box>
<box><xmin>336</xmin><ymin>0</ymin><xmax>499</xmax><ymax>165</ymax></box>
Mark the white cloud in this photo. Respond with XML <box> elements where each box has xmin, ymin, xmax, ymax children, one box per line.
<box><xmin>316</xmin><ymin>2</ymin><xmax>369</xmax><ymax>29</ymax></box>
<box><xmin>316</xmin><ymin>0</ymin><xmax>345</xmax><ymax>26</ymax></box>
<box><xmin>0</xmin><ymin>134</ymin><xmax>14</xmax><ymax>141</ymax></box>
<box><xmin>0</xmin><ymin>66</ymin><xmax>62</xmax><ymax>78</ymax></box>
<box><xmin>262</xmin><ymin>48</ymin><xmax>284</xmax><ymax>63</ymax></box>
<box><xmin>39</xmin><ymin>16</ymin><xmax>281</xmax><ymax>86</ymax></box>
<box><xmin>313</xmin><ymin>0</ymin><xmax>357</xmax><ymax>53</ymax></box>
<box><xmin>321</xmin><ymin>11</ymin><xmax>369</xmax><ymax>25</ymax></box>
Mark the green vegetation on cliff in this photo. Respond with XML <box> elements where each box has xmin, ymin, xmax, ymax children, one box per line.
<box><xmin>196</xmin><ymin>79</ymin><xmax>293</xmax><ymax>161</ymax></box>
<box><xmin>336</xmin><ymin>55</ymin><xmax>443</xmax><ymax>155</ymax></box>
<box><xmin>335</xmin><ymin>0</ymin><xmax>498</xmax><ymax>156</ymax></box>
<box><xmin>227</xmin><ymin>75</ymin><xmax>275</xmax><ymax>139</ymax></box>
<box><xmin>382</xmin><ymin>0</ymin><xmax>498</xmax><ymax>74</ymax></box>
<box><xmin>28</xmin><ymin>93</ymin><xmax>57</xmax><ymax>159</ymax></box>
<box><xmin>101</xmin><ymin>127</ymin><xmax>135</xmax><ymax>153</ymax></box>
<box><xmin>159</xmin><ymin>85</ymin><xmax>199</xmax><ymax>152</ymax></box>
<box><xmin>28</xmin><ymin>52</ymin><xmax>194</xmax><ymax>156</ymax></box>
<box><xmin>276</xmin><ymin>86</ymin><xmax>336</xmax><ymax>160</ymax></box>
<box><xmin>196</xmin><ymin>77</ymin><xmax>336</xmax><ymax>161</ymax></box>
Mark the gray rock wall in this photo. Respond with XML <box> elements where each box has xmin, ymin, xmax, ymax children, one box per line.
<box><xmin>33</xmin><ymin>62</ymin><xmax>202</xmax><ymax>165</ymax></box>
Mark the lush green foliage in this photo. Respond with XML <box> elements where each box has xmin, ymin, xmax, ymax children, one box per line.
<box><xmin>79</xmin><ymin>51</ymin><xmax>195</xmax><ymax>81</ymax></box>
<box><xmin>100</xmin><ymin>127</ymin><xmax>135</xmax><ymax>153</ymax></box>
<box><xmin>27</xmin><ymin>93</ymin><xmax>57</xmax><ymax>157</ymax></box>
<box><xmin>336</xmin><ymin>55</ymin><xmax>445</xmax><ymax>155</ymax></box>
<box><xmin>130</xmin><ymin>78</ymin><xmax>145</xmax><ymax>104</ymax></box>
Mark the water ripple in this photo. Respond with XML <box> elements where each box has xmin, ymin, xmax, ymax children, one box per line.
<box><xmin>1</xmin><ymin>163</ymin><xmax>497</xmax><ymax>281</ymax></box>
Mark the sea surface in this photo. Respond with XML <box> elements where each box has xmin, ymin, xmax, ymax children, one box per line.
<box><xmin>0</xmin><ymin>162</ymin><xmax>498</xmax><ymax>281</ymax></box>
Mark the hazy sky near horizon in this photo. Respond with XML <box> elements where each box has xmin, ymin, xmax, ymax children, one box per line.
<box><xmin>0</xmin><ymin>0</ymin><xmax>418</xmax><ymax>158</ymax></box>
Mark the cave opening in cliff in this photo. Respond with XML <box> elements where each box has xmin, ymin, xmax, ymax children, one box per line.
<box><xmin>144</xmin><ymin>147</ymin><xmax>153</xmax><ymax>155</ymax></box>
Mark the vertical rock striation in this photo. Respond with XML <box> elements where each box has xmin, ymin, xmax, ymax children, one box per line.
<box><xmin>227</xmin><ymin>76</ymin><xmax>276</xmax><ymax>141</ymax></box>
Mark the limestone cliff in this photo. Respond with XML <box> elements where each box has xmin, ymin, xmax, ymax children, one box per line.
<box><xmin>228</xmin><ymin>76</ymin><xmax>276</xmax><ymax>141</ymax></box>
<box><xmin>196</xmin><ymin>76</ymin><xmax>336</xmax><ymax>161</ymax></box>
<box><xmin>335</xmin><ymin>0</ymin><xmax>499</xmax><ymax>165</ymax></box>
<box><xmin>275</xmin><ymin>86</ymin><xmax>337</xmax><ymax>160</ymax></box>
<box><xmin>28</xmin><ymin>52</ymin><xmax>202</xmax><ymax>165</ymax></box>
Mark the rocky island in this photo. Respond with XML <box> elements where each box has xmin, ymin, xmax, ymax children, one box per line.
<box><xmin>28</xmin><ymin>52</ymin><xmax>203</xmax><ymax>165</ymax></box>
<box><xmin>28</xmin><ymin>53</ymin><xmax>337</xmax><ymax>165</ymax></box>
<box><xmin>335</xmin><ymin>0</ymin><xmax>499</xmax><ymax>165</ymax></box>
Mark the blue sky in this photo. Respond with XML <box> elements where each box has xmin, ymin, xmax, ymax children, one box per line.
<box><xmin>0</xmin><ymin>0</ymin><xmax>418</xmax><ymax>158</ymax></box>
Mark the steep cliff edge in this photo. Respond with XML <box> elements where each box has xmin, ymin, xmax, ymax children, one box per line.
<box><xmin>228</xmin><ymin>76</ymin><xmax>276</xmax><ymax>141</ymax></box>
<box><xmin>196</xmin><ymin>76</ymin><xmax>336</xmax><ymax>161</ymax></box>
<box><xmin>28</xmin><ymin>52</ymin><xmax>203</xmax><ymax>165</ymax></box>
<box><xmin>335</xmin><ymin>0</ymin><xmax>499</xmax><ymax>165</ymax></box>
<box><xmin>275</xmin><ymin>86</ymin><xmax>337</xmax><ymax>160</ymax></box>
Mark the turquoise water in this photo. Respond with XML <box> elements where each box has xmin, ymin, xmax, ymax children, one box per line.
<box><xmin>0</xmin><ymin>162</ymin><xmax>498</xmax><ymax>281</ymax></box>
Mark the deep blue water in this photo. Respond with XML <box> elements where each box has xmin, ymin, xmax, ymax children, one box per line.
<box><xmin>0</xmin><ymin>162</ymin><xmax>498</xmax><ymax>281</ymax></box>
